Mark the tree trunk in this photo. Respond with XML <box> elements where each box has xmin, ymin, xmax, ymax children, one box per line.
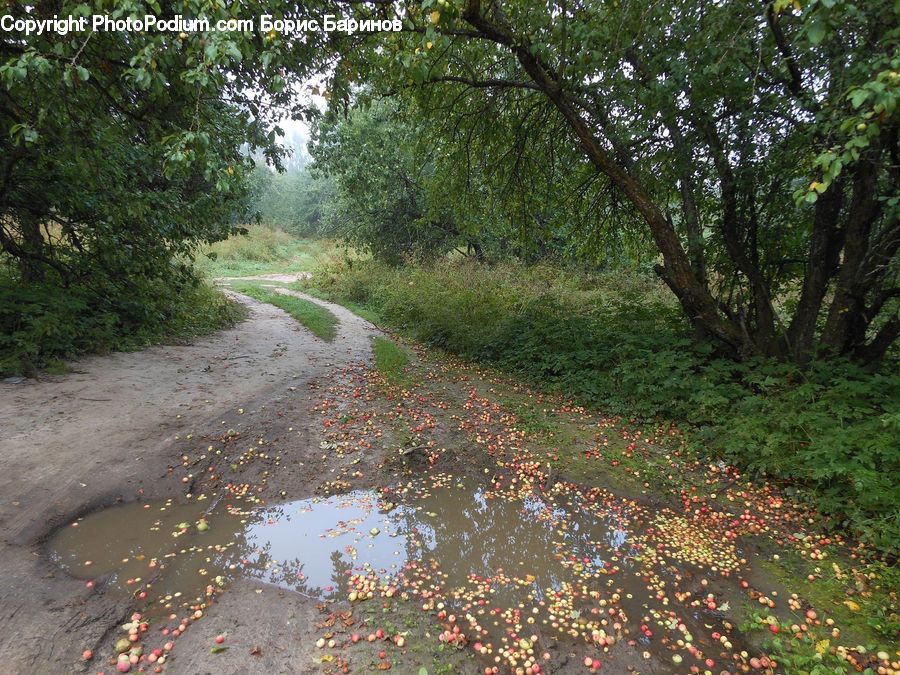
<box><xmin>852</xmin><ymin>315</ymin><xmax>900</xmax><ymax>364</ymax></box>
<box><xmin>461</xmin><ymin>4</ymin><xmax>752</xmax><ymax>355</ymax></box>
<box><xmin>786</xmin><ymin>180</ymin><xmax>844</xmax><ymax>360</ymax></box>
<box><xmin>456</xmin><ymin>0</ymin><xmax>895</xmax><ymax>364</ymax></box>
<box><xmin>468</xmin><ymin>238</ymin><xmax>486</xmax><ymax>262</ymax></box>
<box><xmin>17</xmin><ymin>213</ymin><xmax>46</xmax><ymax>283</ymax></box>
<box><xmin>821</xmin><ymin>156</ymin><xmax>880</xmax><ymax>354</ymax></box>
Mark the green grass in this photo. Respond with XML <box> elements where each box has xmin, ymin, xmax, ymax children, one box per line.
<box><xmin>372</xmin><ymin>336</ymin><xmax>410</xmax><ymax>385</ymax></box>
<box><xmin>755</xmin><ymin>547</ymin><xmax>900</xmax><ymax>647</ymax></box>
<box><xmin>298</xmin><ymin>257</ymin><xmax>900</xmax><ymax>553</ymax></box>
<box><xmin>300</xmin><ymin>285</ymin><xmax>383</xmax><ymax>325</ymax></box>
<box><xmin>229</xmin><ymin>281</ymin><xmax>338</xmax><ymax>341</ymax></box>
<box><xmin>192</xmin><ymin>226</ymin><xmax>343</xmax><ymax>278</ymax></box>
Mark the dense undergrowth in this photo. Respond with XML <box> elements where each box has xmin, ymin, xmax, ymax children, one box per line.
<box><xmin>301</xmin><ymin>259</ymin><xmax>900</xmax><ymax>552</ymax></box>
<box><xmin>1</xmin><ymin>267</ymin><xmax>245</xmax><ymax>376</ymax></box>
<box><xmin>0</xmin><ymin>225</ymin><xmax>341</xmax><ymax>376</ymax></box>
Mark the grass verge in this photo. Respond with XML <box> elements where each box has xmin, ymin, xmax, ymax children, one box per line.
<box><xmin>229</xmin><ymin>281</ymin><xmax>338</xmax><ymax>342</ymax></box>
<box><xmin>372</xmin><ymin>336</ymin><xmax>410</xmax><ymax>385</ymax></box>
<box><xmin>298</xmin><ymin>257</ymin><xmax>900</xmax><ymax>553</ymax></box>
<box><xmin>1</xmin><ymin>275</ymin><xmax>246</xmax><ymax>376</ymax></box>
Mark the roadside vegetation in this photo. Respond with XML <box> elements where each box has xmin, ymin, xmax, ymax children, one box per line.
<box><xmin>0</xmin><ymin>266</ymin><xmax>244</xmax><ymax>376</ymax></box>
<box><xmin>300</xmin><ymin>259</ymin><xmax>900</xmax><ymax>552</ymax></box>
<box><xmin>372</xmin><ymin>335</ymin><xmax>411</xmax><ymax>386</ymax></box>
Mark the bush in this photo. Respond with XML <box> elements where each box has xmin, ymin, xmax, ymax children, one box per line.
<box><xmin>302</xmin><ymin>258</ymin><xmax>900</xmax><ymax>551</ymax></box>
<box><xmin>0</xmin><ymin>269</ymin><xmax>245</xmax><ymax>376</ymax></box>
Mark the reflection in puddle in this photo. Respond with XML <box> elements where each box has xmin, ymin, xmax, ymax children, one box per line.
<box><xmin>49</xmin><ymin>478</ymin><xmax>634</xmax><ymax>608</ymax></box>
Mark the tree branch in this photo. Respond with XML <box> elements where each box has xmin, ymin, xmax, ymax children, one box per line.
<box><xmin>424</xmin><ymin>75</ymin><xmax>539</xmax><ymax>91</ymax></box>
<box><xmin>764</xmin><ymin>1</ymin><xmax>804</xmax><ymax>96</ymax></box>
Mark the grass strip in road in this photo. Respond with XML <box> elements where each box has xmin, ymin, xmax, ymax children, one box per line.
<box><xmin>229</xmin><ymin>281</ymin><xmax>338</xmax><ymax>342</ymax></box>
<box><xmin>295</xmin><ymin>283</ymin><xmax>383</xmax><ymax>326</ymax></box>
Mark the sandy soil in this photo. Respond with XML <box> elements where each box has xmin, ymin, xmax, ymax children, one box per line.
<box><xmin>0</xmin><ymin>288</ymin><xmax>379</xmax><ymax>674</ymax></box>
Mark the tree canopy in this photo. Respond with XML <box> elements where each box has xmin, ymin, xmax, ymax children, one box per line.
<box><xmin>0</xmin><ymin>0</ymin><xmax>330</xmax><ymax>291</ymax></box>
<box><xmin>2</xmin><ymin>0</ymin><xmax>897</xmax><ymax>365</ymax></box>
<box><xmin>322</xmin><ymin>0</ymin><xmax>898</xmax><ymax>364</ymax></box>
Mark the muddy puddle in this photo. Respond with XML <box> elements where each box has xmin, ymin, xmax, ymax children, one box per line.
<box><xmin>49</xmin><ymin>477</ymin><xmax>754</xmax><ymax>672</ymax></box>
<box><xmin>50</xmin><ymin>478</ymin><xmax>633</xmax><ymax>602</ymax></box>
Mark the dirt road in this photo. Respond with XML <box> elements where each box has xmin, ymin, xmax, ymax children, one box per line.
<box><xmin>3</xmin><ymin>283</ymin><xmax>887</xmax><ymax>675</ymax></box>
<box><xmin>0</xmin><ymin>288</ymin><xmax>379</xmax><ymax>674</ymax></box>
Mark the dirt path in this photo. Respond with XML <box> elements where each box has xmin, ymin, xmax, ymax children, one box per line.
<box><xmin>1</xmin><ymin>282</ymin><xmax>891</xmax><ymax>675</ymax></box>
<box><xmin>0</xmin><ymin>288</ymin><xmax>379</xmax><ymax>674</ymax></box>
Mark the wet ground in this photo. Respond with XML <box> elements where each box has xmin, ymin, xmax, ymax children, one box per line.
<box><xmin>2</xmin><ymin>280</ymin><xmax>897</xmax><ymax>674</ymax></box>
<box><xmin>45</xmin><ymin>465</ymin><xmax>773</xmax><ymax>674</ymax></box>
<box><xmin>0</xmin><ymin>285</ymin><xmax>381</xmax><ymax>674</ymax></box>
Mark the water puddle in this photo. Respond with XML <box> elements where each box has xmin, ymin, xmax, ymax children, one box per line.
<box><xmin>50</xmin><ymin>478</ymin><xmax>633</xmax><ymax>602</ymax></box>
<box><xmin>49</xmin><ymin>477</ymin><xmax>751</xmax><ymax>671</ymax></box>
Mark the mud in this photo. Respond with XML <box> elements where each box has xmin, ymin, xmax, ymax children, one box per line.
<box><xmin>0</xmin><ymin>287</ymin><xmax>378</xmax><ymax>674</ymax></box>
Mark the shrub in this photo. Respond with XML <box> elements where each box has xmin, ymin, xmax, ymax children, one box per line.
<box><xmin>301</xmin><ymin>258</ymin><xmax>900</xmax><ymax>551</ymax></box>
<box><xmin>0</xmin><ymin>269</ymin><xmax>244</xmax><ymax>376</ymax></box>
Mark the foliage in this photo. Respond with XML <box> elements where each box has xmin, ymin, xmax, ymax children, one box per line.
<box><xmin>251</xmin><ymin>167</ymin><xmax>337</xmax><ymax>237</ymax></box>
<box><xmin>310</xmin><ymin>98</ymin><xmax>646</xmax><ymax>267</ymax></box>
<box><xmin>302</xmin><ymin>258</ymin><xmax>900</xmax><ymax>551</ymax></box>
<box><xmin>311</xmin><ymin>102</ymin><xmax>492</xmax><ymax>264</ymax></box>
<box><xmin>0</xmin><ymin>270</ymin><xmax>244</xmax><ymax>376</ymax></box>
<box><xmin>1</xmin><ymin>0</ymin><xmax>331</xmax><ymax>369</ymax></box>
<box><xmin>0</xmin><ymin>0</ymin><xmax>310</xmax><ymax>276</ymax></box>
<box><xmin>193</xmin><ymin>226</ymin><xmax>342</xmax><ymax>278</ymax></box>
<box><xmin>325</xmin><ymin>0</ymin><xmax>899</xmax><ymax>364</ymax></box>
<box><xmin>229</xmin><ymin>281</ymin><xmax>337</xmax><ymax>342</ymax></box>
<box><xmin>743</xmin><ymin>607</ymin><xmax>883</xmax><ymax>675</ymax></box>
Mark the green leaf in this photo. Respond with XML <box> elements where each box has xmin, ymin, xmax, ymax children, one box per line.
<box><xmin>848</xmin><ymin>89</ymin><xmax>869</xmax><ymax>109</ymax></box>
<box><xmin>807</xmin><ymin>19</ymin><xmax>826</xmax><ymax>45</ymax></box>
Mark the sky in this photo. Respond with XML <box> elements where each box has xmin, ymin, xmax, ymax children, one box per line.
<box><xmin>270</xmin><ymin>82</ymin><xmax>328</xmax><ymax>171</ymax></box>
